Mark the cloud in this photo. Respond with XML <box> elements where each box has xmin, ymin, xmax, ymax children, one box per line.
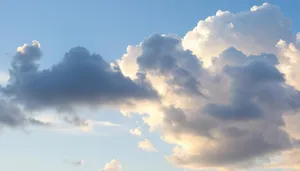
<box><xmin>136</xmin><ymin>34</ymin><xmax>204</xmax><ymax>97</ymax></box>
<box><xmin>0</xmin><ymin>99</ymin><xmax>51</xmax><ymax>129</ymax></box>
<box><xmin>77</xmin><ymin>119</ymin><xmax>121</xmax><ymax>133</ymax></box>
<box><xmin>203</xmin><ymin>51</ymin><xmax>286</xmax><ymax>121</ymax></box>
<box><xmin>129</xmin><ymin>127</ymin><xmax>142</xmax><ymax>136</ymax></box>
<box><xmin>63</xmin><ymin>115</ymin><xmax>89</xmax><ymax>127</ymax></box>
<box><xmin>64</xmin><ymin>159</ymin><xmax>84</xmax><ymax>167</ymax></box>
<box><xmin>94</xmin><ymin>121</ymin><xmax>121</xmax><ymax>127</ymax></box>
<box><xmin>138</xmin><ymin>139</ymin><xmax>158</xmax><ymax>152</ymax></box>
<box><xmin>99</xmin><ymin>159</ymin><xmax>122</xmax><ymax>171</ymax></box>
<box><xmin>2</xmin><ymin>42</ymin><xmax>158</xmax><ymax>112</ymax></box>
<box><xmin>117</xmin><ymin>3</ymin><xmax>300</xmax><ymax>170</ymax></box>
<box><xmin>276</xmin><ymin>39</ymin><xmax>300</xmax><ymax>90</ymax></box>
<box><xmin>73</xmin><ymin>160</ymin><xmax>85</xmax><ymax>166</ymax></box>
<box><xmin>31</xmin><ymin>111</ymin><xmax>120</xmax><ymax>135</ymax></box>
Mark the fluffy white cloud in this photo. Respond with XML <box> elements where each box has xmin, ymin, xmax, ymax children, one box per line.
<box><xmin>129</xmin><ymin>127</ymin><xmax>142</xmax><ymax>136</ymax></box>
<box><xmin>276</xmin><ymin>39</ymin><xmax>300</xmax><ymax>90</ymax></box>
<box><xmin>99</xmin><ymin>159</ymin><xmax>122</xmax><ymax>171</ymax></box>
<box><xmin>182</xmin><ymin>3</ymin><xmax>293</xmax><ymax>68</ymax></box>
<box><xmin>138</xmin><ymin>139</ymin><xmax>158</xmax><ymax>152</ymax></box>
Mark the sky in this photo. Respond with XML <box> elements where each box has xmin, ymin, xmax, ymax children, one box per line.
<box><xmin>2</xmin><ymin>0</ymin><xmax>300</xmax><ymax>171</ymax></box>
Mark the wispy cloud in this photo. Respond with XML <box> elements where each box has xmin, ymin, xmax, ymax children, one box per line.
<box><xmin>64</xmin><ymin>159</ymin><xmax>85</xmax><ymax>167</ymax></box>
<box><xmin>30</xmin><ymin>112</ymin><xmax>121</xmax><ymax>136</ymax></box>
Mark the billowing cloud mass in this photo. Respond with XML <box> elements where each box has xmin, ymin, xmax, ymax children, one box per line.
<box><xmin>138</xmin><ymin>139</ymin><xmax>158</xmax><ymax>152</ymax></box>
<box><xmin>99</xmin><ymin>159</ymin><xmax>122</xmax><ymax>171</ymax></box>
<box><xmin>117</xmin><ymin>3</ymin><xmax>300</xmax><ymax>170</ymax></box>
<box><xmin>3</xmin><ymin>2</ymin><xmax>300</xmax><ymax>171</ymax></box>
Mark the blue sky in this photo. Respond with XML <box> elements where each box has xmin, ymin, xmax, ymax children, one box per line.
<box><xmin>1</xmin><ymin>0</ymin><xmax>299</xmax><ymax>67</ymax></box>
<box><xmin>1</xmin><ymin>1</ymin><xmax>300</xmax><ymax>171</ymax></box>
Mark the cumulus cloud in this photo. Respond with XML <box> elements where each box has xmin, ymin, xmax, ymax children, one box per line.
<box><xmin>129</xmin><ymin>127</ymin><xmax>142</xmax><ymax>136</ymax></box>
<box><xmin>99</xmin><ymin>159</ymin><xmax>122</xmax><ymax>171</ymax></box>
<box><xmin>2</xmin><ymin>41</ymin><xmax>158</xmax><ymax>112</ymax></box>
<box><xmin>138</xmin><ymin>139</ymin><xmax>158</xmax><ymax>152</ymax></box>
<box><xmin>117</xmin><ymin>3</ymin><xmax>300</xmax><ymax>170</ymax></box>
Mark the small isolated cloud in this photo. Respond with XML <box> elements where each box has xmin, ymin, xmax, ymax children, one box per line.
<box><xmin>64</xmin><ymin>159</ymin><xmax>84</xmax><ymax>167</ymax></box>
<box><xmin>138</xmin><ymin>139</ymin><xmax>158</xmax><ymax>152</ymax></box>
<box><xmin>99</xmin><ymin>159</ymin><xmax>122</xmax><ymax>171</ymax></box>
<box><xmin>129</xmin><ymin>127</ymin><xmax>142</xmax><ymax>136</ymax></box>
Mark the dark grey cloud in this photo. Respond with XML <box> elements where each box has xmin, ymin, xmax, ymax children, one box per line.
<box><xmin>2</xmin><ymin>44</ymin><xmax>158</xmax><ymax>111</ymax></box>
<box><xmin>204</xmin><ymin>49</ymin><xmax>286</xmax><ymax>121</ymax></box>
<box><xmin>248</xmin><ymin>53</ymin><xmax>279</xmax><ymax>65</ymax></box>
<box><xmin>63</xmin><ymin>115</ymin><xmax>88</xmax><ymax>127</ymax></box>
<box><xmin>224</xmin><ymin>59</ymin><xmax>284</xmax><ymax>85</ymax></box>
<box><xmin>212</xmin><ymin>47</ymin><xmax>247</xmax><ymax>68</ymax></box>
<box><xmin>203</xmin><ymin>101</ymin><xmax>263</xmax><ymax>121</ymax></box>
<box><xmin>0</xmin><ymin>99</ymin><xmax>51</xmax><ymax>128</ymax></box>
<box><xmin>137</xmin><ymin>34</ymin><xmax>204</xmax><ymax>96</ymax></box>
<box><xmin>27</xmin><ymin>118</ymin><xmax>52</xmax><ymax>126</ymax></box>
<box><xmin>162</xmin><ymin>106</ymin><xmax>219</xmax><ymax>138</ymax></box>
